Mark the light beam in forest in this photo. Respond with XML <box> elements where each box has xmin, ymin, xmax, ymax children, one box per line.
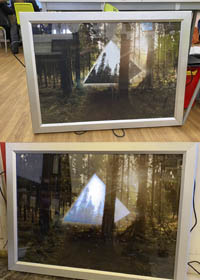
<box><xmin>63</xmin><ymin>174</ymin><xmax>130</xmax><ymax>225</ymax></box>
<box><xmin>84</xmin><ymin>40</ymin><xmax>141</xmax><ymax>85</ymax></box>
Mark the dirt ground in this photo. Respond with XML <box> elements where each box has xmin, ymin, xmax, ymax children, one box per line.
<box><xmin>39</xmin><ymin>85</ymin><xmax>176</xmax><ymax>124</ymax></box>
<box><xmin>18</xmin><ymin>223</ymin><xmax>175</xmax><ymax>279</ymax></box>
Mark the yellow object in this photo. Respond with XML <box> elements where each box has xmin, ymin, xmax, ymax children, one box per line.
<box><xmin>14</xmin><ymin>3</ymin><xmax>34</xmax><ymax>25</ymax></box>
<box><xmin>187</xmin><ymin>70</ymin><xmax>198</xmax><ymax>76</ymax></box>
<box><xmin>104</xmin><ymin>3</ymin><xmax>118</xmax><ymax>12</ymax></box>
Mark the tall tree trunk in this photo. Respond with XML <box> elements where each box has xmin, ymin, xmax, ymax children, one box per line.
<box><xmin>126</xmin><ymin>154</ymin><xmax>130</xmax><ymax>206</ymax></box>
<box><xmin>133</xmin><ymin>24</ymin><xmax>136</xmax><ymax>61</ymax></box>
<box><xmin>164</xmin><ymin>30</ymin><xmax>167</xmax><ymax>78</ymax></box>
<box><xmin>158</xmin><ymin>155</ymin><xmax>165</xmax><ymax>224</ymax></box>
<box><xmin>135</xmin><ymin>154</ymin><xmax>149</xmax><ymax>236</ymax></box>
<box><xmin>151</xmin><ymin>155</ymin><xmax>155</xmax><ymax>218</ymax></box>
<box><xmin>121</xmin><ymin>155</ymin><xmax>125</xmax><ymax>200</ymax></box>
<box><xmin>63</xmin><ymin>154</ymin><xmax>72</xmax><ymax>207</ymax></box>
<box><xmin>87</xmin><ymin>154</ymin><xmax>90</xmax><ymax>181</ymax></box>
<box><xmin>138</xmin><ymin>23</ymin><xmax>141</xmax><ymax>66</ymax></box>
<box><xmin>119</xmin><ymin>23</ymin><xmax>131</xmax><ymax>97</ymax></box>
<box><xmin>145</xmin><ymin>30</ymin><xmax>155</xmax><ymax>88</ymax></box>
<box><xmin>87</xmin><ymin>52</ymin><xmax>91</xmax><ymax>76</ymax></box>
<box><xmin>60</xmin><ymin>49</ymin><xmax>73</xmax><ymax>96</ymax></box>
<box><xmin>158</xmin><ymin>31</ymin><xmax>161</xmax><ymax>83</ymax></box>
<box><xmin>42</xmin><ymin>154</ymin><xmax>54</xmax><ymax>182</ymax></box>
<box><xmin>102</xmin><ymin>155</ymin><xmax>119</xmax><ymax>242</ymax></box>
<box><xmin>39</xmin><ymin>154</ymin><xmax>54</xmax><ymax>235</ymax></box>
<box><xmin>73</xmin><ymin>32</ymin><xmax>81</xmax><ymax>88</ymax></box>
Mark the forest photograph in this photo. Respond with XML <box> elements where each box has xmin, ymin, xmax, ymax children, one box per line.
<box><xmin>32</xmin><ymin>21</ymin><xmax>180</xmax><ymax>124</ymax></box>
<box><xmin>16</xmin><ymin>152</ymin><xmax>183</xmax><ymax>279</ymax></box>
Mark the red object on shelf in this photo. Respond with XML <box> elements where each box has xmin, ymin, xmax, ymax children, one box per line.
<box><xmin>0</xmin><ymin>142</ymin><xmax>6</xmax><ymax>180</ymax></box>
<box><xmin>184</xmin><ymin>67</ymin><xmax>200</xmax><ymax>109</ymax></box>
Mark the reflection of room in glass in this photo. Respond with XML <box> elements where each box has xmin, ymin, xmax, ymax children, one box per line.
<box><xmin>16</xmin><ymin>153</ymin><xmax>182</xmax><ymax>279</ymax></box>
<box><xmin>63</xmin><ymin>174</ymin><xmax>130</xmax><ymax>225</ymax></box>
<box><xmin>32</xmin><ymin>21</ymin><xmax>180</xmax><ymax>124</ymax></box>
<box><xmin>83</xmin><ymin>40</ymin><xmax>140</xmax><ymax>85</ymax></box>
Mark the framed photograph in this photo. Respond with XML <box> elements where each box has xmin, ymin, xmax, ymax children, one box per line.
<box><xmin>7</xmin><ymin>142</ymin><xmax>196</xmax><ymax>280</ymax></box>
<box><xmin>190</xmin><ymin>11</ymin><xmax>200</xmax><ymax>54</ymax></box>
<box><xmin>20</xmin><ymin>11</ymin><xmax>192</xmax><ymax>133</ymax></box>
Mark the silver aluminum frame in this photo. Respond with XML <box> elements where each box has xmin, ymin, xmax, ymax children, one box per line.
<box><xmin>188</xmin><ymin>143</ymin><xmax>199</xmax><ymax>274</ymax></box>
<box><xmin>20</xmin><ymin>12</ymin><xmax>192</xmax><ymax>133</ymax></box>
<box><xmin>7</xmin><ymin>142</ymin><xmax>197</xmax><ymax>280</ymax></box>
<box><xmin>0</xmin><ymin>147</ymin><xmax>7</xmax><ymax>251</ymax></box>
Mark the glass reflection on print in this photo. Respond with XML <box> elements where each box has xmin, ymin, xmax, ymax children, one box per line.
<box><xmin>32</xmin><ymin>22</ymin><xmax>180</xmax><ymax>124</ymax></box>
<box><xmin>17</xmin><ymin>152</ymin><xmax>183</xmax><ymax>279</ymax></box>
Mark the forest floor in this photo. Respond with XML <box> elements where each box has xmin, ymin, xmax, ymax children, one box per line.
<box><xmin>39</xmin><ymin>84</ymin><xmax>176</xmax><ymax>124</ymax></box>
<box><xmin>18</xmin><ymin>222</ymin><xmax>175</xmax><ymax>279</ymax></box>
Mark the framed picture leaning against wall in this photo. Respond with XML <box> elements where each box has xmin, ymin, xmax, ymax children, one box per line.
<box><xmin>20</xmin><ymin>11</ymin><xmax>192</xmax><ymax>133</ymax></box>
<box><xmin>6</xmin><ymin>142</ymin><xmax>197</xmax><ymax>280</ymax></box>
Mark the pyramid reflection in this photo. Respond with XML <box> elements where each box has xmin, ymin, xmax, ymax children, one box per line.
<box><xmin>63</xmin><ymin>174</ymin><xmax>130</xmax><ymax>225</ymax></box>
<box><xmin>84</xmin><ymin>40</ymin><xmax>141</xmax><ymax>85</ymax></box>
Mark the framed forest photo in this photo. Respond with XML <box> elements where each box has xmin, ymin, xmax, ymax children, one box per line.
<box><xmin>7</xmin><ymin>142</ymin><xmax>196</xmax><ymax>280</ymax></box>
<box><xmin>20</xmin><ymin>11</ymin><xmax>192</xmax><ymax>133</ymax></box>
